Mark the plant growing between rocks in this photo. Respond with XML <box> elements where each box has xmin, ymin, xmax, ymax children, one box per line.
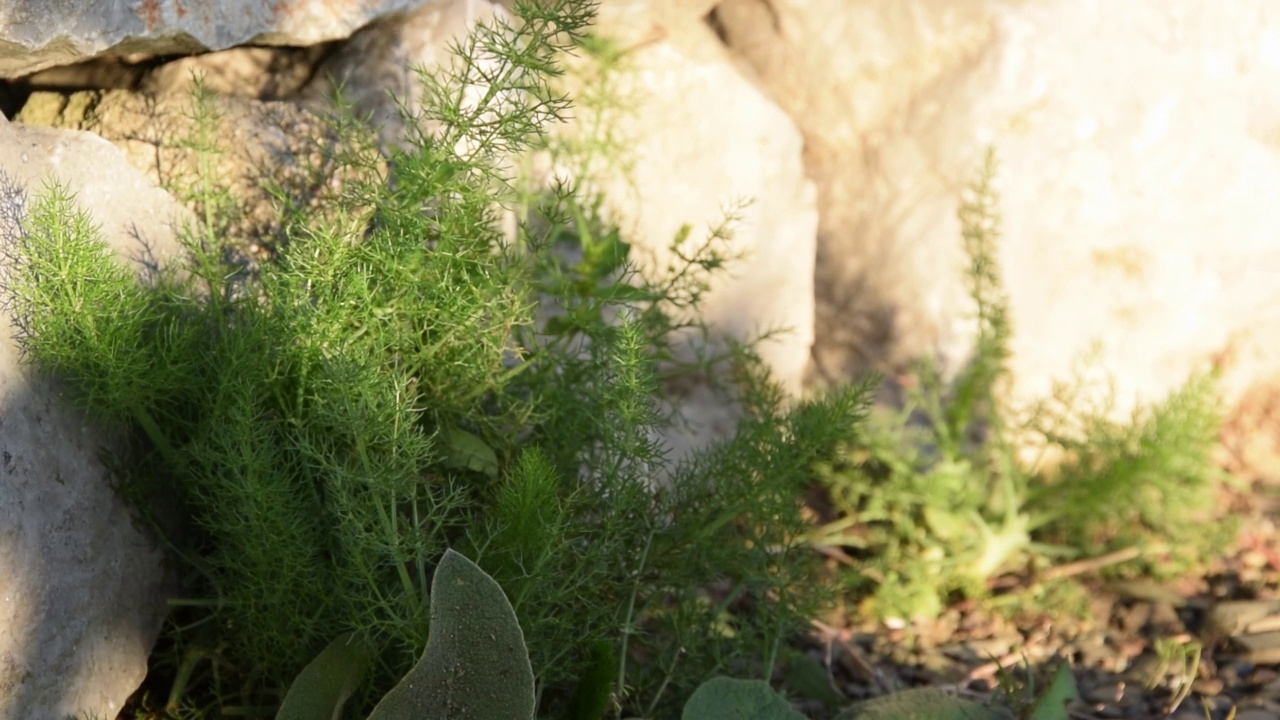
<box><xmin>0</xmin><ymin>1</ymin><xmax>873</xmax><ymax>718</ymax></box>
<box><xmin>810</xmin><ymin>148</ymin><xmax>1233</xmax><ymax>622</ymax></box>
<box><xmin>3</xmin><ymin>1</ymin><xmax>1239</xmax><ymax>716</ymax></box>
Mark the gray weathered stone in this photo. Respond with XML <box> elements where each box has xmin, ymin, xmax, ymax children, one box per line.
<box><xmin>0</xmin><ymin>121</ymin><xmax>187</xmax><ymax>720</ymax></box>
<box><xmin>0</xmin><ymin>0</ymin><xmax>432</xmax><ymax>80</ymax></box>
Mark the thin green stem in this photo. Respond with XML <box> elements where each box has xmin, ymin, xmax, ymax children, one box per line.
<box><xmin>128</xmin><ymin>401</ymin><xmax>183</xmax><ymax>470</ymax></box>
<box><xmin>616</xmin><ymin>528</ymin><xmax>654</xmax><ymax>701</ymax></box>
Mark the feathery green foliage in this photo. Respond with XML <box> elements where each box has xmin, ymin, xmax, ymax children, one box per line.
<box><xmin>1027</xmin><ymin>368</ymin><xmax>1231</xmax><ymax>577</ymax></box>
<box><xmin>0</xmin><ymin>1</ymin><xmax>871</xmax><ymax>717</ymax></box>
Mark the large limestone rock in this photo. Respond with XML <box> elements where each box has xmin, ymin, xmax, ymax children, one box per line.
<box><xmin>0</xmin><ymin>118</ymin><xmax>187</xmax><ymax>720</ymax></box>
<box><xmin>713</xmin><ymin>0</ymin><xmax>1280</xmax><ymax>416</ymax></box>
<box><xmin>0</xmin><ymin>0</ymin><xmax>431</xmax><ymax>80</ymax></box>
<box><xmin>709</xmin><ymin>0</ymin><xmax>1001</xmax><ymax>386</ymax></box>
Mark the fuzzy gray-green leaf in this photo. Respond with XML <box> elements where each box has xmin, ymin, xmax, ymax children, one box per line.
<box><xmin>835</xmin><ymin>687</ymin><xmax>1014</xmax><ymax>720</ymax></box>
<box><xmin>681</xmin><ymin>677</ymin><xmax>807</xmax><ymax>720</ymax></box>
<box><xmin>365</xmin><ymin>549</ymin><xmax>534</xmax><ymax>720</ymax></box>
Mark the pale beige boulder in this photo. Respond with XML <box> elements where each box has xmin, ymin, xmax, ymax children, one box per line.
<box><xmin>714</xmin><ymin>0</ymin><xmax>1280</xmax><ymax>417</ymax></box>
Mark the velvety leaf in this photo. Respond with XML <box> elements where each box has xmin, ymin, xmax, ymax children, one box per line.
<box><xmin>835</xmin><ymin>687</ymin><xmax>1014</xmax><ymax>720</ymax></box>
<box><xmin>365</xmin><ymin>549</ymin><xmax>534</xmax><ymax>720</ymax></box>
<box><xmin>275</xmin><ymin>632</ymin><xmax>372</xmax><ymax>720</ymax></box>
<box><xmin>681</xmin><ymin>677</ymin><xmax>807</xmax><ymax>720</ymax></box>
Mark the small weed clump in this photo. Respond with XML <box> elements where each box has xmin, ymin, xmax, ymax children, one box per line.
<box><xmin>0</xmin><ymin>1</ymin><xmax>872</xmax><ymax>718</ymax></box>
<box><xmin>811</xmin><ymin>148</ymin><xmax>1234</xmax><ymax>622</ymax></box>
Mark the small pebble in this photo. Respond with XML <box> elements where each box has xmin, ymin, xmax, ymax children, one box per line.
<box><xmin>1232</xmin><ymin>709</ymin><xmax>1280</xmax><ymax>720</ymax></box>
<box><xmin>1252</xmin><ymin>667</ymin><xmax>1280</xmax><ymax>685</ymax></box>
<box><xmin>1083</xmin><ymin>680</ymin><xmax>1125</xmax><ymax>705</ymax></box>
<box><xmin>1193</xmin><ymin>676</ymin><xmax>1225</xmax><ymax>696</ymax></box>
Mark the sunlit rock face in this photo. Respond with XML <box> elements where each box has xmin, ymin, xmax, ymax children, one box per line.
<box><xmin>714</xmin><ymin>0</ymin><xmax>1280</xmax><ymax>417</ymax></box>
